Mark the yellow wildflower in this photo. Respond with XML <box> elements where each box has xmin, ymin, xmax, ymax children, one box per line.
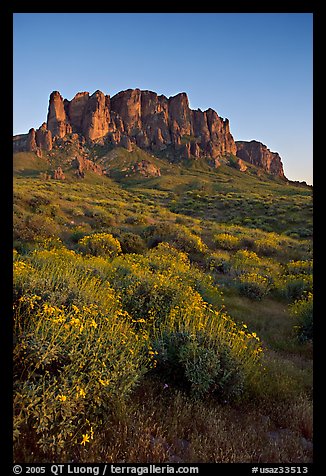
<box><xmin>80</xmin><ymin>434</ymin><xmax>90</xmax><ymax>446</ymax></box>
<box><xmin>57</xmin><ymin>395</ymin><xmax>67</xmax><ymax>402</ymax></box>
<box><xmin>77</xmin><ymin>387</ymin><xmax>86</xmax><ymax>398</ymax></box>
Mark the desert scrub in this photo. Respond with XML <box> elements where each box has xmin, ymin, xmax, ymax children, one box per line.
<box><xmin>152</xmin><ymin>304</ymin><xmax>263</xmax><ymax>401</ymax></box>
<box><xmin>231</xmin><ymin>249</ymin><xmax>262</xmax><ymax>276</ymax></box>
<box><xmin>236</xmin><ymin>273</ymin><xmax>271</xmax><ymax>300</ymax></box>
<box><xmin>214</xmin><ymin>233</ymin><xmax>240</xmax><ymax>250</ymax></box>
<box><xmin>14</xmin><ymin>248</ymin><xmax>119</xmax><ymax>311</ymax></box>
<box><xmin>13</xmin><ymin>259</ymin><xmax>36</xmax><ymax>298</ymax></box>
<box><xmin>119</xmin><ymin>232</ymin><xmax>147</xmax><ymax>254</ymax></box>
<box><xmin>284</xmin><ymin>260</ymin><xmax>313</xmax><ymax>276</ymax></box>
<box><xmin>33</xmin><ymin>236</ymin><xmax>65</xmax><ymax>251</ymax></box>
<box><xmin>125</xmin><ymin>214</ymin><xmax>148</xmax><ymax>225</ymax></box>
<box><xmin>105</xmin><ymin>254</ymin><xmax>196</xmax><ymax>324</ymax></box>
<box><xmin>205</xmin><ymin>251</ymin><xmax>231</xmax><ymax>274</ymax></box>
<box><xmin>28</xmin><ymin>194</ymin><xmax>51</xmax><ymax>212</ymax></box>
<box><xmin>78</xmin><ymin>233</ymin><xmax>122</xmax><ymax>258</ymax></box>
<box><xmin>275</xmin><ymin>274</ymin><xmax>313</xmax><ymax>302</ymax></box>
<box><xmin>13</xmin><ymin>213</ymin><xmax>61</xmax><ymax>243</ymax></box>
<box><xmin>289</xmin><ymin>292</ymin><xmax>313</xmax><ymax>342</ymax></box>
<box><xmin>145</xmin><ymin>222</ymin><xmax>208</xmax><ymax>256</ymax></box>
<box><xmin>153</xmin><ymin>330</ymin><xmax>245</xmax><ymax>401</ymax></box>
<box><xmin>106</xmin><ymin>243</ymin><xmax>223</xmax><ymax>323</ymax></box>
<box><xmin>254</xmin><ymin>236</ymin><xmax>281</xmax><ymax>256</ymax></box>
<box><xmin>13</xmin><ymin>297</ymin><xmax>150</xmax><ymax>457</ymax></box>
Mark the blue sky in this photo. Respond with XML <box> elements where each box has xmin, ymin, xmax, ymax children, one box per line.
<box><xmin>13</xmin><ymin>13</ymin><xmax>313</xmax><ymax>183</ymax></box>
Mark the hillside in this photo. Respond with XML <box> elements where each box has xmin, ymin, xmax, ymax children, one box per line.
<box><xmin>13</xmin><ymin>143</ymin><xmax>312</xmax><ymax>464</ymax></box>
<box><xmin>13</xmin><ymin>138</ymin><xmax>312</xmax><ymax>238</ymax></box>
<box><xmin>13</xmin><ymin>86</ymin><xmax>313</xmax><ymax>465</ymax></box>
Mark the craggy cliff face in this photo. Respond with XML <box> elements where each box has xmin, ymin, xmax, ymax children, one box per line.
<box><xmin>236</xmin><ymin>141</ymin><xmax>285</xmax><ymax>178</ymax></box>
<box><xmin>14</xmin><ymin>88</ymin><xmax>237</xmax><ymax>164</ymax></box>
<box><xmin>13</xmin><ymin>87</ymin><xmax>286</xmax><ymax>178</ymax></box>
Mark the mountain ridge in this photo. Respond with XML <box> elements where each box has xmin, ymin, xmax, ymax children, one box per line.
<box><xmin>13</xmin><ymin>87</ymin><xmax>285</xmax><ymax>179</ymax></box>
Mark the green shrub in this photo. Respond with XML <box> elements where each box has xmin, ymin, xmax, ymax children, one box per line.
<box><xmin>232</xmin><ymin>249</ymin><xmax>262</xmax><ymax>275</ymax></box>
<box><xmin>240</xmin><ymin>236</ymin><xmax>256</xmax><ymax>250</ymax></box>
<box><xmin>13</xmin><ymin>241</ymin><xmax>264</xmax><ymax>454</ymax></box>
<box><xmin>206</xmin><ymin>251</ymin><xmax>231</xmax><ymax>274</ymax></box>
<box><xmin>276</xmin><ymin>274</ymin><xmax>313</xmax><ymax>302</ymax></box>
<box><xmin>145</xmin><ymin>223</ymin><xmax>208</xmax><ymax>256</ymax></box>
<box><xmin>13</xmin><ymin>297</ymin><xmax>149</xmax><ymax>456</ymax></box>
<box><xmin>106</xmin><ymin>244</ymin><xmax>224</xmax><ymax>322</ymax></box>
<box><xmin>14</xmin><ymin>214</ymin><xmax>60</xmax><ymax>242</ymax></box>
<box><xmin>296</xmin><ymin>228</ymin><xmax>312</xmax><ymax>238</ymax></box>
<box><xmin>69</xmin><ymin>224</ymin><xmax>93</xmax><ymax>244</ymax></box>
<box><xmin>13</xmin><ymin>249</ymin><xmax>118</xmax><ymax>311</ymax></box>
<box><xmin>285</xmin><ymin>260</ymin><xmax>313</xmax><ymax>276</ymax></box>
<box><xmin>153</xmin><ymin>330</ymin><xmax>244</xmax><ymax>401</ymax></box>
<box><xmin>70</xmin><ymin>229</ymin><xmax>87</xmax><ymax>243</ymax></box>
<box><xmin>228</xmin><ymin>155</ymin><xmax>239</xmax><ymax>169</ymax></box>
<box><xmin>255</xmin><ymin>237</ymin><xmax>281</xmax><ymax>256</ymax></box>
<box><xmin>289</xmin><ymin>293</ymin><xmax>313</xmax><ymax>342</ymax></box>
<box><xmin>78</xmin><ymin>233</ymin><xmax>121</xmax><ymax>258</ymax></box>
<box><xmin>13</xmin><ymin>250</ymin><xmax>153</xmax><ymax>456</ymax></box>
<box><xmin>28</xmin><ymin>195</ymin><xmax>51</xmax><ymax>211</ymax></box>
<box><xmin>214</xmin><ymin>233</ymin><xmax>240</xmax><ymax>250</ymax></box>
<box><xmin>119</xmin><ymin>232</ymin><xmax>147</xmax><ymax>254</ymax></box>
<box><xmin>106</xmin><ymin>250</ymin><xmax>196</xmax><ymax>323</ymax></box>
<box><xmin>110</xmin><ymin>264</ymin><xmax>179</xmax><ymax>323</ymax></box>
<box><xmin>236</xmin><ymin>273</ymin><xmax>270</xmax><ymax>300</ymax></box>
<box><xmin>103</xmin><ymin>242</ymin><xmax>262</xmax><ymax>398</ymax></box>
<box><xmin>125</xmin><ymin>215</ymin><xmax>147</xmax><ymax>225</ymax></box>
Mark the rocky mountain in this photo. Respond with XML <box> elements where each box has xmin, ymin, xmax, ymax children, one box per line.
<box><xmin>13</xmin><ymin>87</ymin><xmax>286</xmax><ymax>179</ymax></box>
<box><xmin>236</xmin><ymin>141</ymin><xmax>285</xmax><ymax>178</ymax></box>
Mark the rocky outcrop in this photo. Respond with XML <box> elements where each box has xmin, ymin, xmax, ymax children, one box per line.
<box><xmin>190</xmin><ymin>142</ymin><xmax>200</xmax><ymax>158</ymax></box>
<box><xmin>110</xmin><ymin>89</ymin><xmax>142</xmax><ymax>134</ymax></box>
<box><xmin>120</xmin><ymin>135</ymin><xmax>133</xmax><ymax>151</ymax></box>
<box><xmin>168</xmin><ymin>93</ymin><xmax>192</xmax><ymax>138</ymax></box>
<box><xmin>131</xmin><ymin>160</ymin><xmax>161</xmax><ymax>177</ymax></box>
<box><xmin>191</xmin><ymin>109</ymin><xmax>210</xmax><ymax>146</ymax></box>
<box><xmin>81</xmin><ymin>90</ymin><xmax>110</xmax><ymax>141</ymax></box>
<box><xmin>13</xmin><ymin>128</ymin><xmax>38</xmax><ymax>152</ymax></box>
<box><xmin>35</xmin><ymin>123</ymin><xmax>52</xmax><ymax>151</ymax></box>
<box><xmin>13</xmin><ymin>86</ymin><xmax>286</xmax><ymax>178</ymax></box>
<box><xmin>237</xmin><ymin>158</ymin><xmax>248</xmax><ymax>172</ymax></box>
<box><xmin>67</xmin><ymin>92</ymin><xmax>89</xmax><ymax>132</ymax></box>
<box><xmin>236</xmin><ymin>140</ymin><xmax>285</xmax><ymax>178</ymax></box>
<box><xmin>208</xmin><ymin>157</ymin><xmax>221</xmax><ymax>169</ymax></box>
<box><xmin>47</xmin><ymin>91</ymin><xmax>72</xmax><ymax>138</ymax></box>
<box><xmin>26</xmin><ymin>128</ymin><xmax>37</xmax><ymax>152</ymax></box>
<box><xmin>53</xmin><ymin>166</ymin><xmax>65</xmax><ymax>180</ymax></box>
<box><xmin>72</xmin><ymin>156</ymin><xmax>104</xmax><ymax>178</ymax></box>
<box><xmin>13</xmin><ymin>125</ymin><xmax>52</xmax><ymax>153</ymax></box>
<box><xmin>13</xmin><ymin>133</ymin><xmax>29</xmax><ymax>153</ymax></box>
<box><xmin>42</xmin><ymin>88</ymin><xmax>238</xmax><ymax>162</ymax></box>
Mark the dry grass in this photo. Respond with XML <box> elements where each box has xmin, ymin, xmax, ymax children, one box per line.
<box><xmin>15</xmin><ymin>377</ymin><xmax>312</xmax><ymax>464</ymax></box>
<box><xmin>66</xmin><ymin>379</ymin><xmax>312</xmax><ymax>464</ymax></box>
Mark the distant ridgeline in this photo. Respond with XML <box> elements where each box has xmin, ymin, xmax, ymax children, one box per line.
<box><xmin>13</xmin><ymin>88</ymin><xmax>285</xmax><ymax>178</ymax></box>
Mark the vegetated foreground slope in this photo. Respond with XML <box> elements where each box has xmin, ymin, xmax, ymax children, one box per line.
<box><xmin>13</xmin><ymin>147</ymin><xmax>313</xmax><ymax>463</ymax></box>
